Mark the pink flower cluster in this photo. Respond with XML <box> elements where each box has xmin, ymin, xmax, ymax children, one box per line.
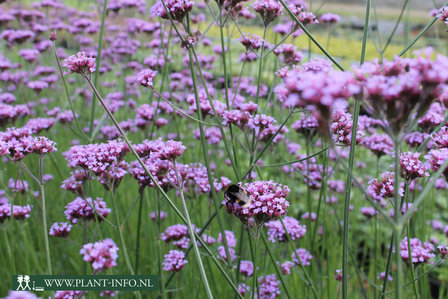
<box><xmin>236</xmin><ymin>260</ymin><xmax>254</xmax><ymax>277</ymax></box>
<box><xmin>223</xmin><ymin>180</ymin><xmax>290</xmax><ymax>226</ymax></box>
<box><xmin>256</xmin><ymin>274</ymin><xmax>281</xmax><ymax>299</ymax></box>
<box><xmin>80</xmin><ymin>238</ymin><xmax>119</xmax><ymax>272</ymax></box>
<box><xmin>330</xmin><ymin>110</ymin><xmax>364</xmax><ymax>145</ymax></box>
<box><xmin>400</xmin><ymin>237</ymin><xmax>435</xmax><ymax>265</ymax></box>
<box><xmin>136</xmin><ymin>69</ymin><xmax>157</xmax><ymax>88</ymax></box>
<box><xmin>0</xmin><ymin>127</ymin><xmax>57</xmax><ymax>160</ymax></box>
<box><xmin>63</xmin><ymin>52</ymin><xmax>96</xmax><ymax>75</ymax></box>
<box><xmin>291</xmin><ymin>248</ymin><xmax>313</xmax><ymax>266</ymax></box>
<box><xmin>354</xmin><ymin>49</ymin><xmax>448</xmax><ymax>135</ymax></box>
<box><xmin>0</xmin><ymin>203</ymin><xmax>31</xmax><ymax>222</ymax></box>
<box><xmin>399</xmin><ymin>152</ymin><xmax>428</xmax><ymax>181</ymax></box>
<box><xmin>367</xmin><ymin>172</ymin><xmax>404</xmax><ymax>205</ymax></box>
<box><xmin>425</xmin><ymin>148</ymin><xmax>448</xmax><ymax>180</ymax></box>
<box><xmin>64</xmin><ymin>197</ymin><xmax>111</xmax><ymax>224</ymax></box>
<box><xmin>49</xmin><ymin>222</ymin><xmax>72</xmax><ymax>238</ymax></box>
<box><xmin>252</xmin><ymin>0</ymin><xmax>283</xmax><ymax>25</ymax></box>
<box><xmin>0</xmin><ymin>103</ymin><xmax>31</xmax><ymax>126</ymax></box>
<box><xmin>129</xmin><ymin>139</ymin><xmax>187</xmax><ymax>190</ymax></box>
<box><xmin>64</xmin><ymin>140</ymin><xmax>129</xmax><ymax>176</ymax></box>
<box><xmin>150</xmin><ymin>0</ymin><xmax>194</xmax><ymax>21</ymax></box>
<box><xmin>163</xmin><ymin>250</ymin><xmax>188</xmax><ymax>272</ymax></box>
<box><xmin>265</xmin><ymin>216</ymin><xmax>306</xmax><ymax>242</ymax></box>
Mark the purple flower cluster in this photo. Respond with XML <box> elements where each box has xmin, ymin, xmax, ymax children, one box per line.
<box><xmin>354</xmin><ymin>49</ymin><xmax>448</xmax><ymax>135</ymax></box>
<box><xmin>163</xmin><ymin>250</ymin><xmax>188</xmax><ymax>272</ymax></box>
<box><xmin>330</xmin><ymin>110</ymin><xmax>364</xmax><ymax>145</ymax></box>
<box><xmin>291</xmin><ymin>248</ymin><xmax>313</xmax><ymax>266</ymax></box>
<box><xmin>218</xmin><ymin>230</ymin><xmax>237</xmax><ymax>247</ymax></box>
<box><xmin>63</xmin><ymin>140</ymin><xmax>129</xmax><ymax>190</ymax></box>
<box><xmin>0</xmin><ymin>127</ymin><xmax>57</xmax><ymax>160</ymax></box>
<box><xmin>236</xmin><ymin>260</ymin><xmax>254</xmax><ymax>277</ymax></box>
<box><xmin>80</xmin><ymin>238</ymin><xmax>119</xmax><ymax>272</ymax></box>
<box><xmin>425</xmin><ymin>148</ymin><xmax>448</xmax><ymax>180</ymax></box>
<box><xmin>64</xmin><ymin>197</ymin><xmax>111</xmax><ymax>224</ymax></box>
<box><xmin>320</xmin><ymin>13</ymin><xmax>341</xmax><ymax>24</ymax></box>
<box><xmin>367</xmin><ymin>172</ymin><xmax>404</xmax><ymax>205</ymax></box>
<box><xmin>252</xmin><ymin>0</ymin><xmax>283</xmax><ymax>25</ymax></box>
<box><xmin>399</xmin><ymin>152</ymin><xmax>428</xmax><ymax>181</ymax></box>
<box><xmin>223</xmin><ymin>180</ymin><xmax>290</xmax><ymax>227</ymax></box>
<box><xmin>63</xmin><ymin>52</ymin><xmax>96</xmax><ymax>75</ymax></box>
<box><xmin>136</xmin><ymin>69</ymin><xmax>157</xmax><ymax>88</ymax></box>
<box><xmin>400</xmin><ymin>237</ymin><xmax>435</xmax><ymax>265</ymax></box>
<box><xmin>49</xmin><ymin>222</ymin><xmax>72</xmax><ymax>238</ymax></box>
<box><xmin>150</xmin><ymin>0</ymin><xmax>194</xmax><ymax>21</ymax></box>
<box><xmin>265</xmin><ymin>216</ymin><xmax>306</xmax><ymax>242</ymax></box>
<box><xmin>256</xmin><ymin>274</ymin><xmax>281</xmax><ymax>299</ymax></box>
<box><xmin>361</xmin><ymin>133</ymin><xmax>393</xmax><ymax>158</ymax></box>
<box><xmin>0</xmin><ymin>203</ymin><xmax>31</xmax><ymax>222</ymax></box>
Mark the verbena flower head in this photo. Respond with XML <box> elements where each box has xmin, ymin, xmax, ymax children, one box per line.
<box><xmin>0</xmin><ymin>128</ymin><xmax>57</xmax><ymax>161</ymax></box>
<box><xmin>275</xmin><ymin>67</ymin><xmax>358</xmax><ymax>138</ymax></box>
<box><xmin>399</xmin><ymin>152</ymin><xmax>428</xmax><ymax>181</ymax></box>
<box><xmin>150</xmin><ymin>0</ymin><xmax>194</xmax><ymax>21</ymax></box>
<box><xmin>400</xmin><ymin>237</ymin><xmax>435</xmax><ymax>266</ymax></box>
<box><xmin>256</xmin><ymin>274</ymin><xmax>281</xmax><ymax>298</ymax></box>
<box><xmin>80</xmin><ymin>238</ymin><xmax>119</xmax><ymax>272</ymax></box>
<box><xmin>265</xmin><ymin>216</ymin><xmax>306</xmax><ymax>242</ymax></box>
<box><xmin>291</xmin><ymin>248</ymin><xmax>313</xmax><ymax>266</ymax></box>
<box><xmin>238</xmin><ymin>283</ymin><xmax>250</xmax><ymax>296</ymax></box>
<box><xmin>64</xmin><ymin>197</ymin><xmax>111</xmax><ymax>224</ymax></box>
<box><xmin>360</xmin><ymin>207</ymin><xmax>377</xmax><ymax>218</ymax></box>
<box><xmin>163</xmin><ymin>250</ymin><xmax>188</xmax><ymax>272</ymax></box>
<box><xmin>64</xmin><ymin>141</ymin><xmax>129</xmax><ymax>176</ymax></box>
<box><xmin>320</xmin><ymin>13</ymin><xmax>340</xmax><ymax>24</ymax></box>
<box><xmin>236</xmin><ymin>260</ymin><xmax>254</xmax><ymax>277</ymax></box>
<box><xmin>223</xmin><ymin>180</ymin><xmax>290</xmax><ymax>235</ymax></box>
<box><xmin>279</xmin><ymin>261</ymin><xmax>295</xmax><ymax>275</ymax></box>
<box><xmin>217</xmin><ymin>245</ymin><xmax>237</xmax><ymax>262</ymax></box>
<box><xmin>136</xmin><ymin>69</ymin><xmax>157</xmax><ymax>88</ymax></box>
<box><xmin>217</xmin><ymin>230</ymin><xmax>237</xmax><ymax>247</ymax></box>
<box><xmin>330</xmin><ymin>110</ymin><xmax>364</xmax><ymax>145</ymax></box>
<box><xmin>425</xmin><ymin>148</ymin><xmax>448</xmax><ymax>180</ymax></box>
<box><xmin>49</xmin><ymin>222</ymin><xmax>72</xmax><ymax>238</ymax></box>
<box><xmin>367</xmin><ymin>172</ymin><xmax>404</xmax><ymax>204</ymax></box>
<box><xmin>63</xmin><ymin>52</ymin><xmax>96</xmax><ymax>76</ymax></box>
<box><xmin>431</xmin><ymin>126</ymin><xmax>448</xmax><ymax>148</ymax></box>
<box><xmin>354</xmin><ymin>49</ymin><xmax>448</xmax><ymax>136</ymax></box>
<box><xmin>8</xmin><ymin>178</ymin><xmax>29</xmax><ymax>193</ymax></box>
<box><xmin>361</xmin><ymin>133</ymin><xmax>393</xmax><ymax>158</ymax></box>
<box><xmin>160</xmin><ymin>224</ymin><xmax>188</xmax><ymax>242</ymax></box>
<box><xmin>438</xmin><ymin>245</ymin><xmax>448</xmax><ymax>258</ymax></box>
<box><xmin>252</xmin><ymin>0</ymin><xmax>283</xmax><ymax>26</ymax></box>
<box><xmin>0</xmin><ymin>203</ymin><xmax>31</xmax><ymax>222</ymax></box>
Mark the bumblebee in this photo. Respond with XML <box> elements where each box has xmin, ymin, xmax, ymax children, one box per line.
<box><xmin>225</xmin><ymin>184</ymin><xmax>251</xmax><ymax>208</ymax></box>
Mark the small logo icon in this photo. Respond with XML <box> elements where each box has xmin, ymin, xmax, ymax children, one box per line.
<box><xmin>14</xmin><ymin>275</ymin><xmax>44</xmax><ymax>291</ymax></box>
<box><xmin>16</xmin><ymin>275</ymin><xmax>31</xmax><ymax>291</ymax></box>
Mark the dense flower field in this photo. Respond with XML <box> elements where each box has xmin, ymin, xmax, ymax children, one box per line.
<box><xmin>2</xmin><ymin>0</ymin><xmax>448</xmax><ymax>298</ymax></box>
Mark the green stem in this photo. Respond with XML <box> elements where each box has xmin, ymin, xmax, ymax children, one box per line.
<box><xmin>39</xmin><ymin>157</ymin><xmax>52</xmax><ymax>275</ymax></box>
<box><xmin>173</xmin><ymin>161</ymin><xmax>213</xmax><ymax>299</ymax></box>
<box><xmin>134</xmin><ymin>190</ymin><xmax>144</xmax><ymax>274</ymax></box>
<box><xmin>260</xmin><ymin>233</ymin><xmax>292</xmax><ymax>299</ymax></box>
<box><xmin>393</xmin><ymin>139</ymin><xmax>403</xmax><ymax>299</ymax></box>
<box><xmin>89</xmin><ymin>0</ymin><xmax>108</xmax><ymax>138</ymax></box>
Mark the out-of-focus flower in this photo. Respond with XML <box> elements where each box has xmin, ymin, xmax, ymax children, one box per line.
<box><xmin>80</xmin><ymin>238</ymin><xmax>119</xmax><ymax>272</ymax></box>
